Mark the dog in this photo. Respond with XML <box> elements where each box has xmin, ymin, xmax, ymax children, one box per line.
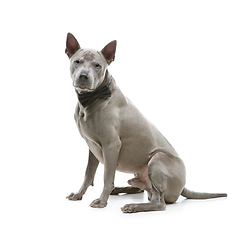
<box><xmin>65</xmin><ymin>33</ymin><xmax>227</xmax><ymax>213</ymax></box>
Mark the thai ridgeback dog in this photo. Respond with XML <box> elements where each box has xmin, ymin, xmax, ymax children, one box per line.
<box><xmin>65</xmin><ymin>33</ymin><xmax>227</xmax><ymax>213</ymax></box>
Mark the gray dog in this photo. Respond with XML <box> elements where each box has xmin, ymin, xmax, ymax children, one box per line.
<box><xmin>65</xmin><ymin>33</ymin><xmax>227</xmax><ymax>213</ymax></box>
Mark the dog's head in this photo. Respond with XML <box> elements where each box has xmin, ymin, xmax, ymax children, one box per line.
<box><xmin>65</xmin><ymin>33</ymin><xmax>116</xmax><ymax>93</ymax></box>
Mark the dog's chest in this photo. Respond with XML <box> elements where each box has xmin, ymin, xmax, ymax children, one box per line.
<box><xmin>74</xmin><ymin>105</ymin><xmax>104</xmax><ymax>159</ymax></box>
<box><xmin>75</xmin><ymin>107</ymin><xmax>96</xmax><ymax>138</ymax></box>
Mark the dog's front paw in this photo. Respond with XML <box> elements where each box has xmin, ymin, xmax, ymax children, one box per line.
<box><xmin>89</xmin><ymin>198</ymin><xmax>107</xmax><ymax>208</ymax></box>
<box><xmin>66</xmin><ymin>192</ymin><xmax>83</xmax><ymax>201</ymax></box>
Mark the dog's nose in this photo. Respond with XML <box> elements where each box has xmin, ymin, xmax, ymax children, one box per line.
<box><xmin>79</xmin><ymin>72</ymin><xmax>89</xmax><ymax>80</ymax></box>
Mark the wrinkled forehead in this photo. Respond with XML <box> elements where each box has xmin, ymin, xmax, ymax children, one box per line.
<box><xmin>71</xmin><ymin>48</ymin><xmax>105</xmax><ymax>62</ymax></box>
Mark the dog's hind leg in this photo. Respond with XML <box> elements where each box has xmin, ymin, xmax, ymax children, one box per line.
<box><xmin>110</xmin><ymin>186</ymin><xmax>144</xmax><ymax>195</ymax></box>
<box><xmin>121</xmin><ymin>153</ymin><xmax>169</xmax><ymax>213</ymax></box>
<box><xmin>121</xmin><ymin>187</ymin><xmax>166</xmax><ymax>213</ymax></box>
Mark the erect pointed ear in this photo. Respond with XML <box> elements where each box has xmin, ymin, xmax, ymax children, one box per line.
<box><xmin>65</xmin><ymin>33</ymin><xmax>81</xmax><ymax>58</ymax></box>
<box><xmin>101</xmin><ymin>40</ymin><xmax>117</xmax><ymax>65</ymax></box>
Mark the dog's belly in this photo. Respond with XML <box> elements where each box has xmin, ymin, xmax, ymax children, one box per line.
<box><xmin>116</xmin><ymin>137</ymin><xmax>167</xmax><ymax>174</ymax></box>
<box><xmin>116</xmin><ymin>147</ymin><xmax>150</xmax><ymax>174</ymax></box>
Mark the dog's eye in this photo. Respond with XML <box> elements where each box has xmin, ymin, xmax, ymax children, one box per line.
<box><xmin>74</xmin><ymin>60</ymin><xmax>80</xmax><ymax>64</ymax></box>
<box><xmin>95</xmin><ymin>63</ymin><xmax>101</xmax><ymax>69</ymax></box>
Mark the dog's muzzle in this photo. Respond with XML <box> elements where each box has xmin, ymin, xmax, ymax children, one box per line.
<box><xmin>74</xmin><ymin>71</ymin><xmax>92</xmax><ymax>90</ymax></box>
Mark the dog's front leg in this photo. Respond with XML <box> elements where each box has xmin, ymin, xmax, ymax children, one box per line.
<box><xmin>67</xmin><ymin>150</ymin><xmax>99</xmax><ymax>201</ymax></box>
<box><xmin>90</xmin><ymin>139</ymin><xmax>121</xmax><ymax>208</ymax></box>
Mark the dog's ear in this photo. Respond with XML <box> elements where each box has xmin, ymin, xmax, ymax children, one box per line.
<box><xmin>101</xmin><ymin>40</ymin><xmax>117</xmax><ymax>65</ymax></box>
<box><xmin>65</xmin><ymin>33</ymin><xmax>81</xmax><ymax>58</ymax></box>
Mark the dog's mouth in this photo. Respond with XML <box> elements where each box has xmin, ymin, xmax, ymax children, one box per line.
<box><xmin>75</xmin><ymin>83</ymin><xmax>88</xmax><ymax>89</ymax></box>
<box><xmin>74</xmin><ymin>83</ymin><xmax>94</xmax><ymax>93</ymax></box>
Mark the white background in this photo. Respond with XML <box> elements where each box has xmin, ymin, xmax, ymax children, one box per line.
<box><xmin>0</xmin><ymin>0</ymin><xmax>239</xmax><ymax>239</ymax></box>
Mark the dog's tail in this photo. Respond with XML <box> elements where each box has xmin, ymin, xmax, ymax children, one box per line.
<box><xmin>181</xmin><ymin>188</ymin><xmax>227</xmax><ymax>199</ymax></box>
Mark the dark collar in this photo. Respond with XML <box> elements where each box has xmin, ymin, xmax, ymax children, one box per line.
<box><xmin>75</xmin><ymin>79</ymin><xmax>112</xmax><ymax>108</ymax></box>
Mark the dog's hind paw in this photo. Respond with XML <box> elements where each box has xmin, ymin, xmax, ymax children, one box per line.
<box><xmin>121</xmin><ymin>202</ymin><xmax>166</xmax><ymax>213</ymax></box>
<box><xmin>121</xmin><ymin>204</ymin><xmax>137</xmax><ymax>213</ymax></box>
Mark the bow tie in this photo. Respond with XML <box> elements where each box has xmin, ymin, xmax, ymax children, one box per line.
<box><xmin>76</xmin><ymin>79</ymin><xmax>112</xmax><ymax>107</ymax></box>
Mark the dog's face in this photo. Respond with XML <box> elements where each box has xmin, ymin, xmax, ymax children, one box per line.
<box><xmin>69</xmin><ymin>48</ymin><xmax>108</xmax><ymax>93</ymax></box>
<box><xmin>65</xmin><ymin>33</ymin><xmax>117</xmax><ymax>93</ymax></box>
